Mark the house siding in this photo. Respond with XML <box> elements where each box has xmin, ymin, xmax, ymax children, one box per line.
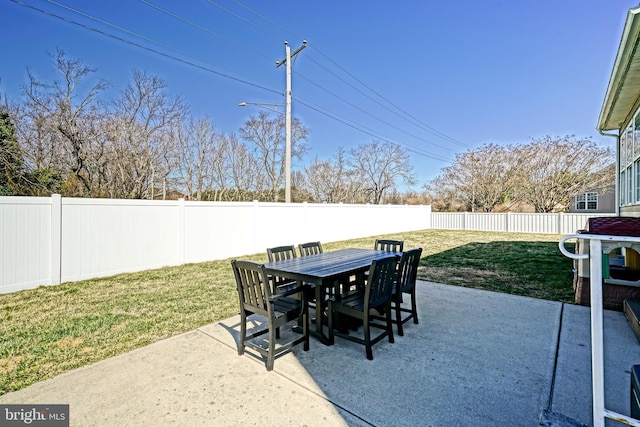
<box><xmin>620</xmin><ymin>205</ymin><xmax>640</xmax><ymax>217</ymax></box>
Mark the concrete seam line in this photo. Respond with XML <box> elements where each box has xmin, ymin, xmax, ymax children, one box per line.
<box><xmin>547</xmin><ymin>302</ymin><xmax>565</xmax><ymax>411</ymax></box>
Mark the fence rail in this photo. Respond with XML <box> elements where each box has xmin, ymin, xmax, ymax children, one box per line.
<box><xmin>1</xmin><ymin>195</ymin><xmax>613</xmax><ymax>294</ymax></box>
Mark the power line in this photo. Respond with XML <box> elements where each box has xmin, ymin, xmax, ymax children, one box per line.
<box><xmin>295</xmin><ymin>98</ymin><xmax>452</xmax><ymax>163</ymax></box>
<box><xmin>308</xmin><ymin>46</ymin><xmax>470</xmax><ymax>147</ymax></box>
<box><xmin>230</xmin><ymin>0</ymin><xmax>469</xmax><ymax>148</ymax></box>
<box><xmin>202</xmin><ymin>1</ymin><xmax>456</xmax><ymax>151</ymax></box>
<box><xmin>139</xmin><ymin>0</ymin><xmax>460</xmax><ymax>156</ymax></box>
<box><xmin>295</xmin><ymin>71</ymin><xmax>453</xmax><ymax>152</ymax></box>
<box><xmin>11</xmin><ymin>0</ymin><xmax>281</xmax><ymax>96</ymax></box>
<box><xmin>43</xmin><ymin>0</ymin><xmax>278</xmax><ymax>92</ymax></box>
<box><xmin>205</xmin><ymin>0</ymin><xmax>282</xmax><ymax>42</ymax></box>
<box><xmin>11</xmin><ymin>0</ymin><xmax>455</xmax><ymax>166</ymax></box>
<box><xmin>120</xmin><ymin>0</ymin><xmax>455</xmax><ymax>155</ymax></box>
<box><xmin>302</xmin><ymin>54</ymin><xmax>445</xmax><ymax>138</ymax></box>
<box><xmin>138</xmin><ymin>0</ymin><xmax>274</xmax><ymax>63</ymax></box>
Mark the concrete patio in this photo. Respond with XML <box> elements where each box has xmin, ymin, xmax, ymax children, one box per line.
<box><xmin>1</xmin><ymin>281</ymin><xmax>639</xmax><ymax>426</ymax></box>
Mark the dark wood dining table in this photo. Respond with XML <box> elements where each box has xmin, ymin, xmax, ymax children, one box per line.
<box><xmin>264</xmin><ymin>248</ymin><xmax>397</xmax><ymax>345</ymax></box>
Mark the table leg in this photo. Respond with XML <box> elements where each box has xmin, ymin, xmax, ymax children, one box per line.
<box><xmin>313</xmin><ymin>281</ymin><xmax>332</xmax><ymax>345</ymax></box>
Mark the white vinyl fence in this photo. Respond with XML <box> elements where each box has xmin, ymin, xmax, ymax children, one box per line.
<box><xmin>430</xmin><ymin>211</ymin><xmax>613</xmax><ymax>235</ymax></box>
<box><xmin>1</xmin><ymin>196</ymin><xmax>431</xmax><ymax>294</ymax></box>
<box><xmin>1</xmin><ymin>195</ymin><xmax>613</xmax><ymax>294</ymax></box>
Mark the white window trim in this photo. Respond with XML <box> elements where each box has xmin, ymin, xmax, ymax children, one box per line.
<box><xmin>576</xmin><ymin>191</ymin><xmax>598</xmax><ymax>210</ymax></box>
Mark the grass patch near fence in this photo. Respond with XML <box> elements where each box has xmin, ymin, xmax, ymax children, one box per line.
<box><xmin>0</xmin><ymin>229</ymin><xmax>573</xmax><ymax>394</ymax></box>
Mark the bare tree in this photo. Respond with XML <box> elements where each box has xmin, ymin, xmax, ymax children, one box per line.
<box><xmin>173</xmin><ymin>116</ymin><xmax>223</xmax><ymax>200</ymax></box>
<box><xmin>108</xmin><ymin>70</ymin><xmax>186</xmax><ymax>199</ymax></box>
<box><xmin>208</xmin><ymin>131</ymin><xmax>241</xmax><ymax>201</ymax></box>
<box><xmin>20</xmin><ymin>49</ymin><xmax>109</xmax><ymax>196</ymax></box>
<box><xmin>423</xmin><ymin>179</ymin><xmax>467</xmax><ymax>212</ymax></box>
<box><xmin>349</xmin><ymin>140</ymin><xmax>415</xmax><ymax>204</ymax></box>
<box><xmin>227</xmin><ymin>133</ymin><xmax>263</xmax><ymax>201</ymax></box>
<box><xmin>305</xmin><ymin>158</ymin><xmax>342</xmax><ymax>203</ymax></box>
<box><xmin>429</xmin><ymin>144</ymin><xmax>521</xmax><ymax>212</ymax></box>
<box><xmin>514</xmin><ymin>135</ymin><xmax>614</xmax><ymax>212</ymax></box>
<box><xmin>305</xmin><ymin>148</ymin><xmax>364</xmax><ymax>203</ymax></box>
<box><xmin>427</xmin><ymin>136</ymin><xmax>614</xmax><ymax>213</ymax></box>
<box><xmin>239</xmin><ymin>111</ymin><xmax>309</xmax><ymax>202</ymax></box>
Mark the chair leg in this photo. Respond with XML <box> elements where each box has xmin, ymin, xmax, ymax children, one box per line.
<box><xmin>238</xmin><ymin>313</ymin><xmax>246</xmax><ymax>355</ymax></box>
<box><xmin>411</xmin><ymin>292</ymin><xmax>419</xmax><ymax>324</ymax></box>
<box><xmin>395</xmin><ymin>301</ymin><xmax>404</xmax><ymax>336</ymax></box>
<box><xmin>364</xmin><ymin>316</ymin><xmax>373</xmax><ymax>360</ymax></box>
<box><xmin>386</xmin><ymin>307</ymin><xmax>395</xmax><ymax>344</ymax></box>
<box><xmin>303</xmin><ymin>306</ymin><xmax>310</xmax><ymax>351</ymax></box>
<box><xmin>394</xmin><ymin>302</ymin><xmax>404</xmax><ymax>337</ymax></box>
<box><xmin>327</xmin><ymin>301</ymin><xmax>335</xmax><ymax>345</ymax></box>
<box><xmin>266</xmin><ymin>327</ymin><xmax>275</xmax><ymax>371</ymax></box>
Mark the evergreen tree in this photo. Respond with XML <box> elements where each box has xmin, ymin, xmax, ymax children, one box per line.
<box><xmin>0</xmin><ymin>111</ymin><xmax>23</xmax><ymax>195</ymax></box>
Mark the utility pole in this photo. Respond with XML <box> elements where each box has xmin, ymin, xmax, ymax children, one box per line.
<box><xmin>276</xmin><ymin>40</ymin><xmax>307</xmax><ymax>203</ymax></box>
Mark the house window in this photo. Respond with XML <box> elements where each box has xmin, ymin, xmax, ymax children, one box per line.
<box><xmin>621</xmin><ymin>170</ymin><xmax>627</xmax><ymax>205</ymax></box>
<box><xmin>576</xmin><ymin>192</ymin><xmax>598</xmax><ymax>210</ymax></box>
<box><xmin>629</xmin><ymin>166</ymin><xmax>634</xmax><ymax>204</ymax></box>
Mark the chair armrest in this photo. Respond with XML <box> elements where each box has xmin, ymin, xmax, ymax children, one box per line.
<box><xmin>329</xmin><ymin>288</ymin><xmax>363</xmax><ymax>303</ymax></box>
<box><xmin>270</xmin><ymin>282</ymin><xmax>306</xmax><ymax>300</ymax></box>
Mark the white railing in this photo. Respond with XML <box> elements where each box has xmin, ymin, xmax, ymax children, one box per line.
<box><xmin>0</xmin><ymin>196</ymin><xmax>431</xmax><ymax>294</ymax></box>
<box><xmin>431</xmin><ymin>212</ymin><xmax>613</xmax><ymax>234</ymax></box>
<box><xmin>559</xmin><ymin>234</ymin><xmax>640</xmax><ymax>427</ymax></box>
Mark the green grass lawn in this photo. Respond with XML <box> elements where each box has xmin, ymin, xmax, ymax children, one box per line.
<box><xmin>0</xmin><ymin>229</ymin><xmax>573</xmax><ymax>394</ymax></box>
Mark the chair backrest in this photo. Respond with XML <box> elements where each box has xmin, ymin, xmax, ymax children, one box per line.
<box><xmin>267</xmin><ymin>245</ymin><xmax>297</xmax><ymax>262</ymax></box>
<box><xmin>396</xmin><ymin>248</ymin><xmax>422</xmax><ymax>294</ymax></box>
<box><xmin>231</xmin><ymin>259</ymin><xmax>276</xmax><ymax>319</ymax></box>
<box><xmin>298</xmin><ymin>241</ymin><xmax>323</xmax><ymax>257</ymax></box>
<box><xmin>374</xmin><ymin>239</ymin><xmax>404</xmax><ymax>252</ymax></box>
<box><xmin>366</xmin><ymin>255</ymin><xmax>400</xmax><ymax>309</ymax></box>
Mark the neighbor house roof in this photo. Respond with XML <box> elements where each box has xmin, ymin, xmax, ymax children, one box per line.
<box><xmin>598</xmin><ymin>6</ymin><xmax>640</xmax><ymax>132</ymax></box>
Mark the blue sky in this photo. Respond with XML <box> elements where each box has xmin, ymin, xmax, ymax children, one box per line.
<box><xmin>0</xmin><ymin>0</ymin><xmax>635</xmax><ymax>190</ymax></box>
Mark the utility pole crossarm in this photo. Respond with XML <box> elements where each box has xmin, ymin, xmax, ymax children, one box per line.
<box><xmin>276</xmin><ymin>40</ymin><xmax>307</xmax><ymax>68</ymax></box>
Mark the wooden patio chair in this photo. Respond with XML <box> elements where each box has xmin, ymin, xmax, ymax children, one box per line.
<box><xmin>297</xmin><ymin>241</ymin><xmax>325</xmax><ymax>306</ymax></box>
<box><xmin>359</xmin><ymin>239</ymin><xmax>404</xmax><ymax>290</ymax></box>
<box><xmin>266</xmin><ymin>245</ymin><xmax>298</xmax><ymax>293</ymax></box>
<box><xmin>231</xmin><ymin>259</ymin><xmax>309</xmax><ymax>371</ymax></box>
<box><xmin>374</xmin><ymin>239</ymin><xmax>404</xmax><ymax>252</ymax></box>
<box><xmin>391</xmin><ymin>248</ymin><xmax>422</xmax><ymax>336</ymax></box>
<box><xmin>327</xmin><ymin>255</ymin><xmax>399</xmax><ymax>360</ymax></box>
<box><xmin>298</xmin><ymin>241</ymin><xmax>323</xmax><ymax>257</ymax></box>
<box><xmin>267</xmin><ymin>245</ymin><xmax>297</xmax><ymax>262</ymax></box>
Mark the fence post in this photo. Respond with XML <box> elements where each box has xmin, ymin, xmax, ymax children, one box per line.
<box><xmin>252</xmin><ymin>200</ymin><xmax>259</xmax><ymax>254</ymax></box>
<box><xmin>463</xmin><ymin>212</ymin><xmax>468</xmax><ymax>230</ymax></box>
<box><xmin>51</xmin><ymin>194</ymin><xmax>62</xmax><ymax>285</ymax></box>
<box><xmin>506</xmin><ymin>212</ymin><xmax>511</xmax><ymax>232</ymax></box>
<box><xmin>177</xmin><ymin>198</ymin><xmax>185</xmax><ymax>265</ymax></box>
<box><xmin>557</xmin><ymin>212</ymin><xmax>563</xmax><ymax>235</ymax></box>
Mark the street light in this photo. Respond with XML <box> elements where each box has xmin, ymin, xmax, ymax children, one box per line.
<box><xmin>237</xmin><ymin>102</ymin><xmax>284</xmax><ymax>115</ymax></box>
